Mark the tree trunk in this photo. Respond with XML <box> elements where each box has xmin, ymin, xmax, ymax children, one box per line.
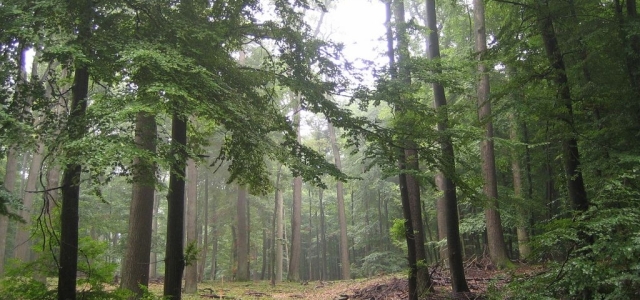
<box><xmin>14</xmin><ymin>52</ymin><xmax>45</xmax><ymax>264</ymax></box>
<box><xmin>435</xmin><ymin>173</ymin><xmax>448</xmax><ymax>261</ymax></box>
<box><xmin>200</xmin><ymin>173</ymin><xmax>209</xmax><ymax>282</ymax></box>
<box><xmin>163</xmin><ymin>113</ymin><xmax>188</xmax><ymax>300</ymax></box>
<box><xmin>149</xmin><ymin>193</ymin><xmax>160</xmax><ymax>280</ymax></box>
<box><xmin>319</xmin><ymin>189</ymin><xmax>327</xmax><ymax>281</ymax></box>
<box><xmin>236</xmin><ymin>186</ymin><xmax>250</xmax><ymax>281</ymax></box>
<box><xmin>385</xmin><ymin>2</ymin><xmax>417</xmax><ymax>298</ymax></box>
<box><xmin>271</xmin><ymin>189</ymin><xmax>282</xmax><ymax>283</ymax></box>
<box><xmin>425</xmin><ymin>0</ymin><xmax>470</xmax><ymax>292</ymax></box>
<box><xmin>184</xmin><ymin>158</ymin><xmax>198</xmax><ymax>292</ymax></box>
<box><xmin>121</xmin><ymin>110</ymin><xmax>157</xmax><ymax>298</ymax></box>
<box><xmin>473</xmin><ymin>0</ymin><xmax>509</xmax><ymax>268</ymax></box>
<box><xmin>288</xmin><ymin>97</ymin><xmax>302</xmax><ymax>282</ymax></box>
<box><xmin>391</xmin><ymin>0</ymin><xmax>434</xmax><ymax>295</ymax></box>
<box><xmin>509</xmin><ymin>113</ymin><xmax>531</xmax><ymax>259</ymax></box>
<box><xmin>57</xmin><ymin>6</ymin><xmax>91</xmax><ymax>295</ymax></box>
<box><xmin>536</xmin><ymin>0</ymin><xmax>589</xmax><ymax>213</ymax></box>
<box><xmin>0</xmin><ymin>148</ymin><xmax>18</xmax><ymax>275</ymax></box>
<box><xmin>327</xmin><ymin>122</ymin><xmax>350</xmax><ymax>279</ymax></box>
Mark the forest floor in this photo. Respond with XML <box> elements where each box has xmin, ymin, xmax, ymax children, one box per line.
<box><xmin>149</xmin><ymin>257</ymin><xmax>539</xmax><ymax>299</ymax></box>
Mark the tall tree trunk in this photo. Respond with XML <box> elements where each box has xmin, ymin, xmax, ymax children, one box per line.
<box><xmin>236</xmin><ymin>186</ymin><xmax>249</xmax><ymax>281</ymax></box>
<box><xmin>435</xmin><ymin>173</ymin><xmax>448</xmax><ymax>261</ymax></box>
<box><xmin>18</xmin><ymin>144</ymin><xmax>43</xmax><ymax>263</ymax></box>
<box><xmin>14</xmin><ymin>51</ymin><xmax>45</xmax><ymax>264</ymax></box>
<box><xmin>163</xmin><ymin>113</ymin><xmax>188</xmax><ymax>300</ymax></box>
<box><xmin>385</xmin><ymin>2</ymin><xmax>417</xmax><ymax>298</ymax></box>
<box><xmin>57</xmin><ymin>3</ymin><xmax>91</xmax><ymax>295</ymax></box>
<box><xmin>327</xmin><ymin>122</ymin><xmax>350</xmax><ymax>279</ymax></box>
<box><xmin>536</xmin><ymin>0</ymin><xmax>589</xmax><ymax>213</ymax></box>
<box><xmin>425</xmin><ymin>0</ymin><xmax>470</xmax><ymax>292</ymax></box>
<box><xmin>0</xmin><ymin>148</ymin><xmax>18</xmax><ymax>275</ymax></box>
<box><xmin>149</xmin><ymin>193</ymin><xmax>159</xmax><ymax>280</ymax></box>
<box><xmin>184</xmin><ymin>158</ymin><xmax>198</xmax><ymax>292</ymax></box>
<box><xmin>121</xmin><ymin>110</ymin><xmax>157</xmax><ymax>298</ymax></box>
<box><xmin>200</xmin><ymin>173</ymin><xmax>209</xmax><ymax>282</ymax></box>
<box><xmin>275</xmin><ymin>189</ymin><xmax>284</xmax><ymax>283</ymax></box>
<box><xmin>509</xmin><ymin>113</ymin><xmax>531</xmax><ymax>259</ymax></box>
<box><xmin>391</xmin><ymin>0</ymin><xmax>434</xmax><ymax>294</ymax></box>
<box><xmin>319</xmin><ymin>189</ymin><xmax>327</xmax><ymax>281</ymax></box>
<box><xmin>473</xmin><ymin>0</ymin><xmax>509</xmax><ymax>268</ymax></box>
<box><xmin>288</xmin><ymin>97</ymin><xmax>302</xmax><ymax>282</ymax></box>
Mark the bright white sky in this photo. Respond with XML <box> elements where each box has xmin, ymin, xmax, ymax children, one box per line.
<box><xmin>323</xmin><ymin>0</ymin><xmax>386</xmax><ymax>69</ymax></box>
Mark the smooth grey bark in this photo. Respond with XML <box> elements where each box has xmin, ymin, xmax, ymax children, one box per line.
<box><xmin>425</xmin><ymin>0</ymin><xmax>470</xmax><ymax>292</ymax></box>
<box><xmin>509</xmin><ymin>111</ymin><xmax>531</xmax><ymax>259</ymax></box>
<box><xmin>121</xmin><ymin>110</ymin><xmax>157</xmax><ymax>299</ymax></box>
<box><xmin>288</xmin><ymin>96</ymin><xmax>302</xmax><ymax>282</ymax></box>
<box><xmin>149</xmin><ymin>193</ymin><xmax>160</xmax><ymax>280</ymax></box>
<box><xmin>199</xmin><ymin>172</ymin><xmax>209</xmax><ymax>282</ymax></box>
<box><xmin>275</xmin><ymin>189</ymin><xmax>284</xmax><ymax>282</ymax></box>
<box><xmin>435</xmin><ymin>173</ymin><xmax>448</xmax><ymax>261</ymax></box>
<box><xmin>473</xmin><ymin>0</ymin><xmax>509</xmax><ymax>268</ymax></box>
<box><xmin>184</xmin><ymin>158</ymin><xmax>198</xmax><ymax>292</ymax></box>
<box><xmin>236</xmin><ymin>186</ymin><xmax>250</xmax><ymax>281</ymax></box>
<box><xmin>391</xmin><ymin>0</ymin><xmax>434</xmax><ymax>295</ymax></box>
<box><xmin>327</xmin><ymin>122</ymin><xmax>350</xmax><ymax>279</ymax></box>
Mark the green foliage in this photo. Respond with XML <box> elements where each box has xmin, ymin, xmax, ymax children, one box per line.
<box><xmin>184</xmin><ymin>240</ymin><xmax>200</xmax><ymax>267</ymax></box>
<box><xmin>0</xmin><ymin>183</ymin><xmax>25</xmax><ymax>222</ymax></box>
<box><xmin>389</xmin><ymin>218</ymin><xmax>408</xmax><ymax>250</ymax></box>
<box><xmin>508</xmin><ymin>170</ymin><xmax>640</xmax><ymax>299</ymax></box>
<box><xmin>0</xmin><ymin>276</ymin><xmax>55</xmax><ymax>300</ymax></box>
<box><xmin>356</xmin><ymin>251</ymin><xmax>406</xmax><ymax>277</ymax></box>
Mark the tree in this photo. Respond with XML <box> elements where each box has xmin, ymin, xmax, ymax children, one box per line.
<box><xmin>120</xmin><ymin>100</ymin><xmax>157</xmax><ymax>298</ymax></box>
<box><xmin>535</xmin><ymin>0</ymin><xmax>589</xmax><ymax>213</ymax></box>
<box><xmin>184</xmin><ymin>158</ymin><xmax>198</xmax><ymax>292</ymax></box>
<box><xmin>288</xmin><ymin>96</ymin><xmax>303</xmax><ymax>282</ymax></box>
<box><xmin>473</xmin><ymin>0</ymin><xmax>510</xmax><ymax>268</ymax></box>
<box><xmin>236</xmin><ymin>186</ymin><xmax>249</xmax><ymax>281</ymax></box>
<box><xmin>425</xmin><ymin>0</ymin><xmax>469</xmax><ymax>292</ymax></box>
<box><xmin>57</xmin><ymin>0</ymin><xmax>92</xmax><ymax>297</ymax></box>
<box><xmin>163</xmin><ymin>112</ymin><xmax>187</xmax><ymax>299</ymax></box>
<box><xmin>327</xmin><ymin>122</ymin><xmax>350</xmax><ymax>280</ymax></box>
<box><xmin>0</xmin><ymin>148</ymin><xmax>18</xmax><ymax>275</ymax></box>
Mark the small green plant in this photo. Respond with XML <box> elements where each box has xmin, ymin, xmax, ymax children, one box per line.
<box><xmin>0</xmin><ymin>276</ymin><xmax>55</xmax><ymax>300</ymax></box>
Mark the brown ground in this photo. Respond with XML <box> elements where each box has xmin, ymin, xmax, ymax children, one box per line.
<box><xmin>167</xmin><ymin>256</ymin><xmax>539</xmax><ymax>300</ymax></box>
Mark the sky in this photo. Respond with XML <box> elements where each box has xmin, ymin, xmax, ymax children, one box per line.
<box><xmin>323</xmin><ymin>0</ymin><xmax>387</xmax><ymax>67</ymax></box>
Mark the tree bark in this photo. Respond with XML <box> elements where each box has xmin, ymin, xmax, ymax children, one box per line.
<box><xmin>200</xmin><ymin>172</ymin><xmax>209</xmax><ymax>282</ymax></box>
<box><xmin>425</xmin><ymin>0</ymin><xmax>470</xmax><ymax>292</ymax></box>
<box><xmin>15</xmin><ymin>148</ymin><xmax>40</xmax><ymax>262</ymax></box>
<box><xmin>121</xmin><ymin>110</ymin><xmax>157</xmax><ymax>298</ymax></box>
<box><xmin>57</xmin><ymin>5</ymin><xmax>91</xmax><ymax>295</ymax></box>
<box><xmin>163</xmin><ymin>113</ymin><xmax>188</xmax><ymax>300</ymax></box>
<box><xmin>509</xmin><ymin>113</ymin><xmax>531</xmax><ymax>259</ymax></box>
<box><xmin>327</xmin><ymin>122</ymin><xmax>350</xmax><ymax>279</ymax></box>
<box><xmin>473</xmin><ymin>0</ymin><xmax>510</xmax><ymax>268</ymax></box>
<box><xmin>0</xmin><ymin>148</ymin><xmax>19</xmax><ymax>275</ymax></box>
<box><xmin>391</xmin><ymin>0</ymin><xmax>434</xmax><ymax>295</ymax></box>
<box><xmin>288</xmin><ymin>96</ymin><xmax>302</xmax><ymax>282</ymax></box>
<box><xmin>149</xmin><ymin>193</ymin><xmax>160</xmax><ymax>280</ymax></box>
<box><xmin>184</xmin><ymin>158</ymin><xmax>198</xmax><ymax>292</ymax></box>
<box><xmin>536</xmin><ymin>0</ymin><xmax>589</xmax><ymax>213</ymax></box>
<box><xmin>236</xmin><ymin>186</ymin><xmax>250</xmax><ymax>281</ymax></box>
<box><xmin>275</xmin><ymin>189</ymin><xmax>284</xmax><ymax>282</ymax></box>
<box><xmin>435</xmin><ymin>173</ymin><xmax>448</xmax><ymax>261</ymax></box>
